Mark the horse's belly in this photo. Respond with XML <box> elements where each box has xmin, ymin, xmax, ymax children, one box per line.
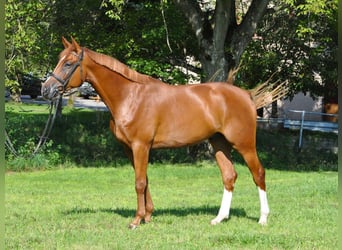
<box><xmin>151</xmin><ymin>119</ymin><xmax>217</xmax><ymax>148</ymax></box>
<box><xmin>152</xmin><ymin>134</ymin><xmax>209</xmax><ymax>148</ymax></box>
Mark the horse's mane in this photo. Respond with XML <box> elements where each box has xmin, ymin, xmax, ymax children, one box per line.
<box><xmin>85</xmin><ymin>48</ymin><xmax>164</xmax><ymax>84</ymax></box>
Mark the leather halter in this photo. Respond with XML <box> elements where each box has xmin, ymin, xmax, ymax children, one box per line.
<box><xmin>49</xmin><ymin>48</ymin><xmax>84</xmax><ymax>92</ymax></box>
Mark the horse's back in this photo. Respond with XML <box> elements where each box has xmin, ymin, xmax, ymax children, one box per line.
<box><xmin>175</xmin><ymin>82</ymin><xmax>256</xmax><ymax>123</ymax></box>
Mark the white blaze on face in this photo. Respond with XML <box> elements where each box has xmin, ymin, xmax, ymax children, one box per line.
<box><xmin>211</xmin><ymin>188</ymin><xmax>232</xmax><ymax>225</ymax></box>
<box><xmin>45</xmin><ymin>55</ymin><xmax>66</xmax><ymax>83</ymax></box>
<box><xmin>57</xmin><ymin>55</ymin><xmax>67</xmax><ymax>67</ymax></box>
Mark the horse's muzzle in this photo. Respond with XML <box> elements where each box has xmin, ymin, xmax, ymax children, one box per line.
<box><xmin>41</xmin><ymin>81</ymin><xmax>63</xmax><ymax>100</ymax></box>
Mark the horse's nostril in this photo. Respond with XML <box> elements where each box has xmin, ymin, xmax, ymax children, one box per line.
<box><xmin>41</xmin><ymin>86</ymin><xmax>50</xmax><ymax>98</ymax></box>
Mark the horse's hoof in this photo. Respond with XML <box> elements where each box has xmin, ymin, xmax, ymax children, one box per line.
<box><xmin>210</xmin><ymin>219</ymin><xmax>219</xmax><ymax>225</ymax></box>
<box><xmin>143</xmin><ymin>218</ymin><xmax>152</xmax><ymax>224</ymax></box>
<box><xmin>258</xmin><ymin>219</ymin><xmax>268</xmax><ymax>226</ymax></box>
<box><xmin>128</xmin><ymin>223</ymin><xmax>138</xmax><ymax>230</ymax></box>
<box><xmin>258</xmin><ymin>213</ymin><xmax>268</xmax><ymax>226</ymax></box>
<box><xmin>210</xmin><ymin>215</ymin><xmax>228</xmax><ymax>225</ymax></box>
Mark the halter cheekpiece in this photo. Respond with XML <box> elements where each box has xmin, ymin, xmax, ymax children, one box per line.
<box><xmin>49</xmin><ymin>48</ymin><xmax>84</xmax><ymax>92</ymax></box>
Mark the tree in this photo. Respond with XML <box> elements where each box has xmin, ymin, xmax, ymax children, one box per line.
<box><xmin>5</xmin><ymin>0</ymin><xmax>54</xmax><ymax>100</ymax></box>
<box><xmin>6</xmin><ymin>0</ymin><xmax>336</xmax><ymax>103</ymax></box>
<box><xmin>5</xmin><ymin>0</ymin><xmax>117</xmax><ymax>100</ymax></box>
<box><xmin>173</xmin><ymin>0</ymin><xmax>270</xmax><ymax>81</ymax></box>
<box><xmin>103</xmin><ymin>0</ymin><xmax>269</xmax><ymax>82</ymax></box>
<box><xmin>100</xmin><ymin>1</ymin><xmax>200</xmax><ymax>84</ymax></box>
<box><xmin>237</xmin><ymin>0</ymin><xmax>338</xmax><ymax>102</ymax></box>
<box><xmin>6</xmin><ymin>0</ymin><xmax>196</xmax><ymax>92</ymax></box>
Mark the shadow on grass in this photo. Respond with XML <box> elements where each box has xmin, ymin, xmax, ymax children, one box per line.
<box><xmin>63</xmin><ymin>205</ymin><xmax>258</xmax><ymax>223</ymax></box>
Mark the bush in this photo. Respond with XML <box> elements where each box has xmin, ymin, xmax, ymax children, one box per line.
<box><xmin>254</xmin><ymin>129</ymin><xmax>338</xmax><ymax>172</ymax></box>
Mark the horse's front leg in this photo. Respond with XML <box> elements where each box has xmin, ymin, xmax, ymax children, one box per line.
<box><xmin>129</xmin><ymin>142</ymin><xmax>153</xmax><ymax>229</ymax></box>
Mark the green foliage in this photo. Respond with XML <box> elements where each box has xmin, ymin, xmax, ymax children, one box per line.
<box><xmin>237</xmin><ymin>0</ymin><xmax>337</xmax><ymax>100</ymax></box>
<box><xmin>5</xmin><ymin>103</ymin><xmax>62</xmax><ymax>170</ymax></box>
<box><xmin>5</xmin><ymin>0</ymin><xmax>54</xmax><ymax>92</ymax></box>
<box><xmin>101</xmin><ymin>0</ymin><xmax>126</xmax><ymax>20</ymax></box>
<box><xmin>127</xmin><ymin>58</ymin><xmax>187</xmax><ymax>84</ymax></box>
<box><xmin>254</xmin><ymin>129</ymin><xmax>337</xmax><ymax>172</ymax></box>
<box><xmin>5</xmin><ymin>0</ymin><xmax>115</xmax><ymax>95</ymax></box>
<box><xmin>103</xmin><ymin>1</ymin><xmax>198</xmax><ymax>83</ymax></box>
<box><xmin>5</xmin><ymin>0</ymin><xmax>197</xmax><ymax>96</ymax></box>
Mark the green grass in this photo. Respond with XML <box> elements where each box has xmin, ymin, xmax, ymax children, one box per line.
<box><xmin>6</xmin><ymin>163</ymin><xmax>337</xmax><ymax>249</ymax></box>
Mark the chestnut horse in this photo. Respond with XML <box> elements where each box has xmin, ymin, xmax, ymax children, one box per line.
<box><xmin>41</xmin><ymin>38</ymin><xmax>269</xmax><ymax>229</ymax></box>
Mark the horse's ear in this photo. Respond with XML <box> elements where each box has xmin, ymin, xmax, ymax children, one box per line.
<box><xmin>62</xmin><ymin>36</ymin><xmax>71</xmax><ymax>48</ymax></box>
<box><xmin>71</xmin><ymin>37</ymin><xmax>81</xmax><ymax>52</ymax></box>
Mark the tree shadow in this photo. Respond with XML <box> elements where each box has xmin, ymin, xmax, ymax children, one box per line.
<box><xmin>63</xmin><ymin>205</ymin><xmax>258</xmax><ymax>223</ymax></box>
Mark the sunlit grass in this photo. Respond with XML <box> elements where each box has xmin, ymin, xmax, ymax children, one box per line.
<box><xmin>5</xmin><ymin>163</ymin><xmax>337</xmax><ymax>249</ymax></box>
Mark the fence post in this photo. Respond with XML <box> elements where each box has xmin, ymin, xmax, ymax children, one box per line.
<box><xmin>298</xmin><ymin>111</ymin><xmax>305</xmax><ymax>149</ymax></box>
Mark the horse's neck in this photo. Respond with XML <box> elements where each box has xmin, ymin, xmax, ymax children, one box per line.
<box><xmin>85</xmin><ymin>48</ymin><xmax>164</xmax><ymax>85</ymax></box>
<box><xmin>84</xmin><ymin>49</ymin><xmax>164</xmax><ymax>120</ymax></box>
<box><xmin>86</xmin><ymin>64</ymin><xmax>139</xmax><ymax>117</ymax></box>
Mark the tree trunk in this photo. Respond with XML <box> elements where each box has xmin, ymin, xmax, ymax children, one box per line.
<box><xmin>201</xmin><ymin>52</ymin><xmax>229</xmax><ymax>82</ymax></box>
<box><xmin>174</xmin><ymin>0</ymin><xmax>269</xmax><ymax>82</ymax></box>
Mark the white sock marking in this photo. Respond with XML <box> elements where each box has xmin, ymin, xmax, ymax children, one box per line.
<box><xmin>211</xmin><ymin>188</ymin><xmax>232</xmax><ymax>225</ymax></box>
<box><xmin>258</xmin><ymin>187</ymin><xmax>270</xmax><ymax>225</ymax></box>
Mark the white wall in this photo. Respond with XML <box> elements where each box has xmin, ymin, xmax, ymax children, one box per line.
<box><xmin>262</xmin><ymin>92</ymin><xmax>324</xmax><ymax>121</ymax></box>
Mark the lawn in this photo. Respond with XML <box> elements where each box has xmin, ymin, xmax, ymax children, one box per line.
<box><xmin>5</xmin><ymin>163</ymin><xmax>337</xmax><ymax>249</ymax></box>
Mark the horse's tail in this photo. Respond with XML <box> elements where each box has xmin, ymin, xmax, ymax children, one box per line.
<box><xmin>226</xmin><ymin>67</ymin><xmax>289</xmax><ymax>110</ymax></box>
<box><xmin>249</xmin><ymin>79</ymin><xmax>289</xmax><ymax>110</ymax></box>
<box><xmin>226</xmin><ymin>68</ymin><xmax>238</xmax><ymax>84</ymax></box>
<box><xmin>226</xmin><ymin>64</ymin><xmax>241</xmax><ymax>84</ymax></box>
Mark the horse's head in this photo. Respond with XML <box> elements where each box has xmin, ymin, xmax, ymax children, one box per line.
<box><xmin>41</xmin><ymin>37</ymin><xmax>85</xmax><ymax>100</ymax></box>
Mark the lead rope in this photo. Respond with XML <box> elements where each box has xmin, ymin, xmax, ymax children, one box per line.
<box><xmin>5</xmin><ymin>97</ymin><xmax>61</xmax><ymax>158</ymax></box>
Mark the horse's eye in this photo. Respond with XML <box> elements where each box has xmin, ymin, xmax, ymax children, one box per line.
<box><xmin>64</xmin><ymin>62</ymin><xmax>72</xmax><ymax>67</ymax></box>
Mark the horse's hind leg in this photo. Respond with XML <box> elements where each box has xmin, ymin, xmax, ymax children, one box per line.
<box><xmin>238</xmin><ymin>147</ymin><xmax>269</xmax><ymax>225</ymax></box>
<box><xmin>144</xmin><ymin>176</ymin><xmax>154</xmax><ymax>223</ymax></box>
<box><xmin>209</xmin><ymin>134</ymin><xmax>237</xmax><ymax>225</ymax></box>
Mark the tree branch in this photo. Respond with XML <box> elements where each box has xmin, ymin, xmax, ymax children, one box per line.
<box><xmin>213</xmin><ymin>0</ymin><xmax>233</xmax><ymax>50</ymax></box>
<box><xmin>173</xmin><ymin>0</ymin><xmax>206</xmax><ymax>47</ymax></box>
<box><xmin>231</xmin><ymin>0</ymin><xmax>269</xmax><ymax>62</ymax></box>
<box><xmin>241</xmin><ymin>0</ymin><xmax>269</xmax><ymax>33</ymax></box>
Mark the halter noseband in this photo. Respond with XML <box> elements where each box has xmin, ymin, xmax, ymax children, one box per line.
<box><xmin>49</xmin><ymin>48</ymin><xmax>84</xmax><ymax>92</ymax></box>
